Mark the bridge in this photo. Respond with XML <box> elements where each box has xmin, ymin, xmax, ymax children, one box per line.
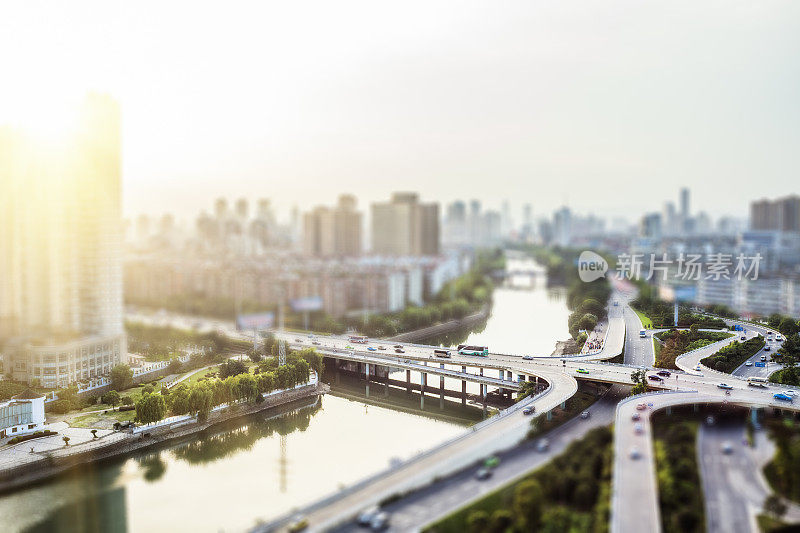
<box><xmin>254</xmin><ymin>292</ymin><xmax>799</xmax><ymax>533</ymax></box>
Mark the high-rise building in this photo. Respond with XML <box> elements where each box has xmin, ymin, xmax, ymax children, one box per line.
<box><xmin>750</xmin><ymin>195</ymin><xmax>800</xmax><ymax>233</ymax></box>
<box><xmin>680</xmin><ymin>187</ymin><xmax>690</xmax><ymax>224</ymax></box>
<box><xmin>303</xmin><ymin>194</ymin><xmax>362</xmax><ymax>257</ymax></box>
<box><xmin>371</xmin><ymin>192</ymin><xmax>439</xmax><ymax>256</ymax></box>
<box><xmin>0</xmin><ymin>94</ymin><xmax>127</xmax><ymax>387</ymax></box>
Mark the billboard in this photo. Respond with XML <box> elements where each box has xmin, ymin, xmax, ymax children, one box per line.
<box><xmin>659</xmin><ymin>285</ymin><xmax>697</xmax><ymax>303</ymax></box>
<box><xmin>290</xmin><ymin>296</ymin><xmax>323</xmax><ymax>313</ymax></box>
<box><xmin>236</xmin><ymin>312</ymin><xmax>274</xmax><ymax>331</ymax></box>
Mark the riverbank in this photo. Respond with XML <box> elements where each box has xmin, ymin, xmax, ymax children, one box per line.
<box><xmin>0</xmin><ymin>382</ymin><xmax>328</xmax><ymax>494</ymax></box>
<box><xmin>386</xmin><ymin>305</ymin><xmax>490</xmax><ymax>343</ymax></box>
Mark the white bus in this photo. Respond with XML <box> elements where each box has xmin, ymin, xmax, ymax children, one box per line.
<box><xmin>747</xmin><ymin>376</ymin><xmax>768</xmax><ymax>387</ymax></box>
<box><xmin>639</xmin><ymin>330</ymin><xmax>647</xmax><ymax>338</ymax></box>
<box><xmin>348</xmin><ymin>335</ymin><xmax>369</xmax><ymax>344</ymax></box>
<box><xmin>458</xmin><ymin>345</ymin><xmax>489</xmax><ymax>356</ymax></box>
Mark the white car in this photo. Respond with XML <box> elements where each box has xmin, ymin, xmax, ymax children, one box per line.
<box><xmin>630</xmin><ymin>447</ymin><xmax>641</xmax><ymax>459</ymax></box>
<box><xmin>784</xmin><ymin>390</ymin><xmax>798</xmax><ymax>397</ymax></box>
<box><xmin>745</xmin><ymin>361</ymin><xmax>753</xmax><ymax>367</ymax></box>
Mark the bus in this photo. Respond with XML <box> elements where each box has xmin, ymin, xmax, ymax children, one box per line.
<box><xmin>747</xmin><ymin>376</ymin><xmax>768</xmax><ymax>387</ymax></box>
<box><xmin>348</xmin><ymin>335</ymin><xmax>369</xmax><ymax>344</ymax></box>
<box><xmin>639</xmin><ymin>330</ymin><xmax>647</xmax><ymax>338</ymax></box>
<box><xmin>433</xmin><ymin>349</ymin><xmax>451</xmax><ymax>358</ymax></box>
<box><xmin>458</xmin><ymin>345</ymin><xmax>489</xmax><ymax>356</ymax></box>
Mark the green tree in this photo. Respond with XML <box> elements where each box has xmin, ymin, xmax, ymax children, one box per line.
<box><xmin>102</xmin><ymin>390</ymin><xmax>121</xmax><ymax>407</ymax></box>
<box><xmin>488</xmin><ymin>509</ymin><xmax>513</xmax><ymax>533</ymax></box>
<box><xmin>465</xmin><ymin>510</ymin><xmax>489</xmax><ymax>533</ymax></box>
<box><xmin>62</xmin><ymin>436</ymin><xmax>70</xmax><ymax>446</ymax></box>
<box><xmin>136</xmin><ymin>393</ymin><xmax>167</xmax><ymax>424</ymax></box>
<box><xmin>764</xmin><ymin>494</ymin><xmax>787</xmax><ymax>520</ymax></box>
<box><xmin>631</xmin><ymin>368</ymin><xmax>648</xmax><ymax>395</ymax></box>
<box><xmin>779</xmin><ymin>318</ymin><xmax>800</xmax><ymax>337</ymax></box>
<box><xmin>513</xmin><ymin>479</ymin><xmax>543</xmax><ymax>530</ymax></box>
<box><xmin>90</xmin><ymin>429</ymin><xmax>98</xmax><ymax>439</ymax></box>
<box><xmin>219</xmin><ymin>358</ymin><xmax>248</xmax><ymax>379</ymax></box>
<box><xmin>188</xmin><ymin>386</ymin><xmax>213</xmax><ymax>420</ymax></box>
<box><xmin>110</xmin><ymin>364</ymin><xmax>134</xmax><ymax>391</ymax></box>
<box><xmin>578</xmin><ymin>313</ymin><xmax>598</xmax><ymax>332</ymax></box>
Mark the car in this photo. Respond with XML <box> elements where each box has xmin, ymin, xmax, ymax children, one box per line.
<box><xmin>394</xmin><ymin>348</ymin><xmax>405</xmax><ymax>354</ymax></box>
<box><xmin>721</xmin><ymin>441</ymin><xmax>734</xmax><ymax>454</ymax></box>
<box><xmin>745</xmin><ymin>361</ymin><xmax>753</xmax><ymax>367</ymax></box>
<box><xmin>631</xmin><ymin>412</ymin><xmax>641</xmax><ymax>421</ymax></box>
<box><xmin>358</xmin><ymin>506</ymin><xmax>380</xmax><ymax>526</ymax></box>
<box><xmin>475</xmin><ymin>467</ymin><xmax>492</xmax><ymax>480</ymax></box>
<box><xmin>484</xmin><ymin>456</ymin><xmax>500</xmax><ymax>468</ymax></box>
<box><xmin>576</xmin><ymin>368</ymin><xmax>589</xmax><ymax>374</ymax></box>
<box><xmin>613</xmin><ymin>300</ymin><xmax>619</xmax><ymax>306</ymax></box>
<box><xmin>717</xmin><ymin>383</ymin><xmax>733</xmax><ymax>390</ymax></box>
<box><xmin>740</xmin><ymin>336</ymin><xmax>747</xmax><ymax>341</ymax></box>
<box><xmin>522</xmin><ymin>355</ymin><xmax>534</xmax><ymax>361</ymax></box>
<box><xmin>630</xmin><ymin>447</ymin><xmax>641</xmax><ymax>460</ymax></box>
<box><xmin>657</xmin><ymin>370</ymin><xmax>671</xmax><ymax>377</ymax></box>
<box><xmin>523</xmin><ymin>406</ymin><xmax>535</xmax><ymax>415</ymax></box>
<box><xmin>287</xmin><ymin>516</ymin><xmax>308</xmax><ymax>532</ymax></box>
<box><xmin>774</xmin><ymin>393</ymin><xmax>793</xmax><ymax>402</ymax></box>
<box><xmin>377</xmin><ymin>346</ymin><xmax>385</xmax><ymax>350</ymax></box>
<box><xmin>761</xmin><ymin>355</ymin><xmax>767</xmax><ymax>362</ymax></box>
<box><xmin>294</xmin><ymin>338</ymin><xmax>301</xmax><ymax>342</ymax></box>
<box><xmin>312</xmin><ymin>341</ymin><xmax>321</xmax><ymax>345</ymax></box>
<box><xmin>393</xmin><ymin>344</ymin><xmax>403</xmax><ymax>349</ymax></box>
<box><xmin>777</xmin><ymin>335</ymin><xmax>783</xmax><ymax>341</ymax></box>
<box><xmin>784</xmin><ymin>390</ymin><xmax>798</xmax><ymax>397</ymax></box>
<box><xmin>535</xmin><ymin>439</ymin><xmax>550</xmax><ymax>452</ymax></box>
<box><xmin>580</xmin><ymin>410</ymin><xmax>590</xmax><ymax>419</ymax></box>
<box><xmin>694</xmin><ymin>365</ymin><xmax>702</xmax><ymax>371</ymax></box>
<box><xmin>764</xmin><ymin>345</ymin><xmax>771</xmax><ymax>351</ymax></box>
<box><xmin>345</xmin><ymin>345</ymin><xmax>353</xmax><ymax>350</ymax></box>
<box><xmin>370</xmin><ymin>512</ymin><xmax>390</xmax><ymax>531</ymax></box>
<box><xmin>634</xmin><ymin>423</ymin><xmax>644</xmax><ymax>435</ymax></box>
<box><xmin>648</xmin><ymin>375</ymin><xmax>664</xmax><ymax>382</ymax></box>
<box><xmin>706</xmin><ymin>416</ymin><xmax>715</xmax><ymax>426</ymax></box>
<box><xmin>367</xmin><ymin>346</ymin><xmax>377</xmax><ymax>351</ymax></box>
<box><xmin>636</xmin><ymin>403</ymin><xmax>648</xmax><ymax>411</ymax></box>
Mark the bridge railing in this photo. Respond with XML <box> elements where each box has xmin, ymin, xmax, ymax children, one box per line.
<box><xmin>254</xmin><ymin>382</ymin><xmax>555</xmax><ymax>533</ymax></box>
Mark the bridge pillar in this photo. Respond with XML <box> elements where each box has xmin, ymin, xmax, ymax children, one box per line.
<box><xmin>751</xmin><ymin>407</ymin><xmax>759</xmax><ymax>429</ymax></box>
<box><xmin>666</xmin><ymin>406</ymin><xmax>672</xmax><ymax>416</ymax></box>
<box><xmin>547</xmin><ymin>410</ymin><xmax>553</xmax><ymax>421</ymax></box>
<box><xmin>365</xmin><ymin>363</ymin><xmax>370</xmax><ymax>398</ymax></box>
<box><xmin>693</xmin><ymin>403</ymin><xmax>698</xmax><ymax>413</ymax></box>
<box><xmin>560</xmin><ymin>401</ymin><xmax>565</xmax><ymax>409</ymax></box>
<box><xmin>462</xmin><ymin>366</ymin><xmax>468</xmax><ymax>405</ymax></box>
<box><xmin>421</xmin><ymin>372</ymin><xmax>427</xmax><ymax>409</ymax></box>
<box><xmin>384</xmin><ymin>372</ymin><xmax>389</xmax><ymax>397</ymax></box>
<box><xmin>481</xmin><ymin>384</ymin><xmax>487</xmax><ymax>415</ymax></box>
<box><xmin>406</xmin><ymin>369</ymin><xmax>411</xmax><ymax>393</ymax></box>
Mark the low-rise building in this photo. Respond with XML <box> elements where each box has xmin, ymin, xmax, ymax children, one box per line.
<box><xmin>0</xmin><ymin>390</ymin><xmax>46</xmax><ymax>439</ymax></box>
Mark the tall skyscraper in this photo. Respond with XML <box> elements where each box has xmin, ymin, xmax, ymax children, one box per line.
<box><xmin>371</xmin><ymin>192</ymin><xmax>439</xmax><ymax>256</ymax></box>
<box><xmin>303</xmin><ymin>194</ymin><xmax>362</xmax><ymax>257</ymax></box>
<box><xmin>0</xmin><ymin>94</ymin><xmax>127</xmax><ymax>387</ymax></box>
<box><xmin>680</xmin><ymin>187</ymin><xmax>690</xmax><ymax>230</ymax></box>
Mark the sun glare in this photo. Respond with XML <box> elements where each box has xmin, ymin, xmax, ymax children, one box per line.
<box><xmin>0</xmin><ymin>92</ymin><xmax>82</xmax><ymax>142</ymax></box>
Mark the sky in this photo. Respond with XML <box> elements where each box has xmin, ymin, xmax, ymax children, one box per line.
<box><xmin>1</xmin><ymin>1</ymin><xmax>799</xmax><ymax>224</ymax></box>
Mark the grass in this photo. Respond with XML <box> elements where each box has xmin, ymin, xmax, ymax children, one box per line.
<box><xmin>633</xmin><ymin>307</ymin><xmax>654</xmax><ymax>329</ymax></box>
<box><xmin>71</xmin><ymin>409</ymin><xmax>136</xmax><ymax>428</ymax></box>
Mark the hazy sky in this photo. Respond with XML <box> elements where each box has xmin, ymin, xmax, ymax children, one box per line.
<box><xmin>2</xmin><ymin>1</ymin><xmax>799</xmax><ymax>223</ymax></box>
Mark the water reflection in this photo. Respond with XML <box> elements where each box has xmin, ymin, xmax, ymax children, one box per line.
<box><xmin>22</xmin><ymin>486</ymin><xmax>127</xmax><ymax>533</ymax></box>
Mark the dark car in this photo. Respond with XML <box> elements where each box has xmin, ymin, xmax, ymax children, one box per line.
<box><xmin>657</xmin><ymin>370</ymin><xmax>671</xmax><ymax>378</ymax></box>
<box><xmin>647</xmin><ymin>375</ymin><xmax>664</xmax><ymax>382</ymax></box>
<box><xmin>395</xmin><ymin>348</ymin><xmax>405</xmax><ymax>354</ymax></box>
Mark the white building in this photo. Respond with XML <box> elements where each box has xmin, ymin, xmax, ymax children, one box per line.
<box><xmin>0</xmin><ymin>391</ymin><xmax>46</xmax><ymax>439</ymax></box>
<box><xmin>0</xmin><ymin>94</ymin><xmax>127</xmax><ymax>386</ymax></box>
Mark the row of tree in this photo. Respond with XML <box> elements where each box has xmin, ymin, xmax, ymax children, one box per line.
<box><xmin>701</xmin><ymin>336</ymin><xmax>766</xmax><ymax>373</ymax></box>
<box><xmin>654</xmin><ymin>327</ymin><xmax>732</xmax><ymax>369</ymax></box>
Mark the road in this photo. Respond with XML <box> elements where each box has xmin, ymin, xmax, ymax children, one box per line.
<box><xmin>623</xmin><ymin>305</ymin><xmax>655</xmax><ymax>367</ymax></box>
<box><xmin>329</xmin><ymin>387</ymin><xmax>627</xmax><ymax>533</ymax></box>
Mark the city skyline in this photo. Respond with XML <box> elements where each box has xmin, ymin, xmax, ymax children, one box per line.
<box><xmin>2</xmin><ymin>2</ymin><xmax>799</xmax><ymax>221</ymax></box>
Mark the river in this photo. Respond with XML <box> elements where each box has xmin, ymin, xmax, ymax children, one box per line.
<box><xmin>0</xmin><ymin>256</ymin><xmax>571</xmax><ymax>533</ymax></box>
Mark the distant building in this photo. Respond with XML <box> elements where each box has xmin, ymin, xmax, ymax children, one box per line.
<box><xmin>371</xmin><ymin>193</ymin><xmax>439</xmax><ymax>256</ymax></box>
<box><xmin>303</xmin><ymin>194</ymin><xmax>362</xmax><ymax>257</ymax></box>
<box><xmin>0</xmin><ymin>390</ymin><xmax>46</xmax><ymax>439</ymax></box>
<box><xmin>0</xmin><ymin>94</ymin><xmax>127</xmax><ymax>387</ymax></box>
<box><xmin>639</xmin><ymin>213</ymin><xmax>663</xmax><ymax>239</ymax></box>
<box><xmin>750</xmin><ymin>195</ymin><xmax>800</xmax><ymax>233</ymax></box>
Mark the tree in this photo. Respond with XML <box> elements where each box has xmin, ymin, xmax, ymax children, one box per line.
<box><xmin>102</xmin><ymin>390</ymin><xmax>121</xmax><ymax>407</ymax></box>
<box><xmin>513</xmin><ymin>479</ymin><xmax>543</xmax><ymax>530</ymax></box>
<box><xmin>136</xmin><ymin>393</ymin><xmax>167</xmax><ymax>424</ymax></box>
<box><xmin>111</xmin><ymin>364</ymin><xmax>134</xmax><ymax>391</ymax></box>
<box><xmin>488</xmin><ymin>509</ymin><xmax>513</xmax><ymax>533</ymax></box>
<box><xmin>62</xmin><ymin>436</ymin><xmax>70</xmax><ymax>446</ymax></box>
<box><xmin>248</xmin><ymin>350</ymin><xmax>263</xmax><ymax>363</ymax></box>
<box><xmin>517</xmin><ymin>381</ymin><xmax>538</xmax><ymax>401</ymax></box>
<box><xmin>219</xmin><ymin>359</ymin><xmax>248</xmax><ymax>379</ymax></box>
<box><xmin>91</xmin><ymin>429</ymin><xmax>98</xmax><ymax>439</ymax></box>
<box><xmin>764</xmin><ymin>494</ymin><xmax>787</xmax><ymax>520</ymax></box>
<box><xmin>466</xmin><ymin>510</ymin><xmax>489</xmax><ymax>533</ymax></box>
<box><xmin>631</xmin><ymin>368</ymin><xmax>647</xmax><ymax>395</ymax></box>
<box><xmin>188</xmin><ymin>386</ymin><xmax>213</xmax><ymax>420</ymax></box>
<box><xmin>168</xmin><ymin>358</ymin><xmax>183</xmax><ymax>374</ymax></box>
<box><xmin>779</xmin><ymin>318</ymin><xmax>800</xmax><ymax>337</ymax></box>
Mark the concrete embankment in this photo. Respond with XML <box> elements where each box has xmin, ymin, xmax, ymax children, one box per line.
<box><xmin>0</xmin><ymin>383</ymin><xmax>328</xmax><ymax>494</ymax></box>
<box><xmin>386</xmin><ymin>306</ymin><xmax>490</xmax><ymax>343</ymax></box>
